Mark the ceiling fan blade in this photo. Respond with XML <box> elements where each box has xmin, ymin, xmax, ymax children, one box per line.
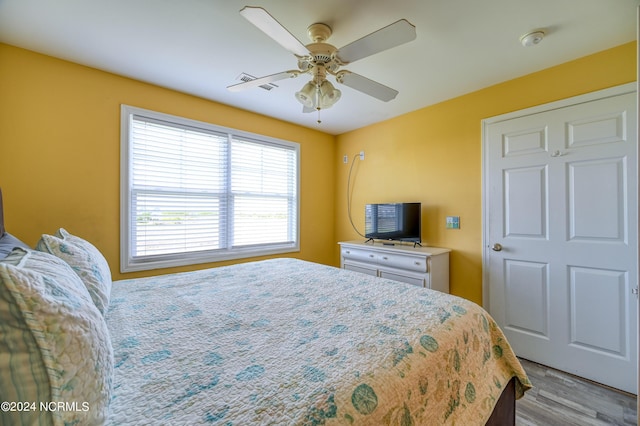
<box><xmin>239</xmin><ymin>6</ymin><xmax>310</xmax><ymax>57</ymax></box>
<box><xmin>227</xmin><ymin>70</ymin><xmax>299</xmax><ymax>92</ymax></box>
<box><xmin>336</xmin><ymin>71</ymin><xmax>398</xmax><ymax>102</ymax></box>
<box><xmin>336</xmin><ymin>19</ymin><xmax>416</xmax><ymax>64</ymax></box>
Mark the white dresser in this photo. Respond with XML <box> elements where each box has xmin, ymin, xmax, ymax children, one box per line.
<box><xmin>338</xmin><ymin>240</ymin><xmax>450</xmax><ymax>293</ymax></box>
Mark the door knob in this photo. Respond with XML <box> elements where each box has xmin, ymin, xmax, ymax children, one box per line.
<box><xmin>491</xmin><ymin>243</ymin><xmax>503</xmax><ymax>252</ymax></box>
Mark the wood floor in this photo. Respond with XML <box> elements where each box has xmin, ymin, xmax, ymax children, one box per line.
<box><xmin>516</xmin><ymin>358</ymin><xmax>638</xmax><ymax>425</ymax></box>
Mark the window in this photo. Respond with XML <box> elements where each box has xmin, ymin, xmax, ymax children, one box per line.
<box><xmin>120</xmin><ymin>105</ymin><xmax>299</xmax><ymax>272</ymax></box>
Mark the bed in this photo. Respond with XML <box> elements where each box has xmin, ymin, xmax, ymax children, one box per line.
<box><xmin>0</xmin><ymin>188</ymin><xmax>531</xmax><ymax>425</ymax></box>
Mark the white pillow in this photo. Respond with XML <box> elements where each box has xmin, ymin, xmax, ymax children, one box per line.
<box><xmin>0</xmin><ymin>248</ymin><xmax>113</xmax><ymax>425</ymax></box>
<box><xmin>36</xmin><ymin>228</ymin><xmax>112</xmax><ymax>315</ymax></box>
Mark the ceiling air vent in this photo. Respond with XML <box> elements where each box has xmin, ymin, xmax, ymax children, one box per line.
<box><xmin>237</xmin><ymin>73</ymin><xmax>278</xmax><ymax>91</ymax></box>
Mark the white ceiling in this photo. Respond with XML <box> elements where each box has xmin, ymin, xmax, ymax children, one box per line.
<box><xmin>0</xmin><ymin>0</ymin><xmax>638</xmax><ymax>135</ymax></box>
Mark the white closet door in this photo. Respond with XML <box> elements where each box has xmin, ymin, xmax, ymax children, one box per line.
<box><xmin>483</xmin><ymin>85</ymin><xmax>637</xmax><ymax>394</ymax></box>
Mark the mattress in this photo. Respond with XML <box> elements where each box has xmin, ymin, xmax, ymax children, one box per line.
<box><xmin>106</xmin><ymin>258</ymin><xmax>530</xmax><ymax>425</ymax></box>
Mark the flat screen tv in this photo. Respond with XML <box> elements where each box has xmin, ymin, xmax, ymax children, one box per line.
<box><xmin>365</xmin><ymin>202</ymin><xmax>421</xmax><ymax>243</ymax></box>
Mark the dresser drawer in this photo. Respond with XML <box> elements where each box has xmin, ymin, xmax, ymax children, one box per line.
<box><xmin>341</xmin><ymin>247</ymin><xmax>377</xmax><ymax>263</ymax></box>
<box><xmin>343</xmin><ymin>261</ymin><xmax>378</xmax><ymax>277</ymax></box>
<box><xmin>377</xmin><ymin>252</ymin><xmax>428</xmax><ymax>273</ymax></box>
<box><xmin>379</xmin><ymin>270</ymin><xmax>426</xmax><ymax>287</ymax></box>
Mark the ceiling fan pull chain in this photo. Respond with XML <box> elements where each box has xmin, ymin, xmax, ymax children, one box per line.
<box><xmin>316</xmin><ymin>85</ymin><xmax>322</xmax><ymax>123</ymax></box>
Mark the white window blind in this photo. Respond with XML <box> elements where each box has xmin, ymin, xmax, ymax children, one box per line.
<box><xmin>121</xmin><ymin>105</ymin><xmax>299</xmax><ymax>272</ymax></box>
<box><xmin>231</xmin><ymin>137</ymin><xmax>297</xmax><ymax>248</ymax></box>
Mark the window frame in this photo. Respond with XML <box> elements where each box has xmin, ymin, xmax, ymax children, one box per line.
<box><xmin>120</xmin><ymin>105</ymin><xmax>300</xmax><ymax>273</ymax></box>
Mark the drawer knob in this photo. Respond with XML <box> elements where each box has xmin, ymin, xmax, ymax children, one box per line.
<box><xmin>382</xmin><ymin>256</ymin><xmax>388</xmax><ymax>260</ymax></box>
<box><xmin>346</xmin><ymin>250</ymin><xmax>350</xmax><ymax>254</ymax></box>
<box><xmin>369</xmin><ymin>254</ymin><xmax>375</xmax><ymax>258</ymax></box>
<box><xmin>414</xmin><ymin>261</ymin><xmax>421</xmax><ymax>266</ymax></box>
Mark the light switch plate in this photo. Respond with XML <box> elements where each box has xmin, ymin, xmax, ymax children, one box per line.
<box><xmin>446</xmin><ymin>216</ymin><xmax>460</xmax><ymax>229</ymax></box>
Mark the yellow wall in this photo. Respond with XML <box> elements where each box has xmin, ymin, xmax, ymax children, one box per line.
<box><xmin>0</xmin><ymin>43</ymin><xmax>336</xmax><ymax>280</ymax></box>
<box><xmin>1</xmin><ymin>41</ymin><xmax>636</xmax><ymax>300</ymax></box>
<box><xmin>335</xmin><ymin>42</ymin><xmax>636</xmax><ymax>304</ymax></box>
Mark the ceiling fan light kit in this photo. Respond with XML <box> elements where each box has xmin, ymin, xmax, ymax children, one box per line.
<box><xmin>228</xmin><ymin>6</ymin><xmax>417</xmax><ymax>123</ymax></box>
<box><xmin>319</xmin><ymin>80</ymin><xmax>341</xmax><ymax>105</ymax></box>
<box><xmin>295</xmin><ymin>81</ymin><xmax>316</xmax><ymax>108</ymax></box>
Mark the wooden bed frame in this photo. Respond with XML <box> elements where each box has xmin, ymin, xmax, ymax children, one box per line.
<box><xmin>487</xmin><ymin>377</ymin><xmax>516</xmax><ymax>425</ymax></box>
<box><xmin>0</xmin><ymin>187</ymin><xmax>517</xmax><ymax>425</ymax></box>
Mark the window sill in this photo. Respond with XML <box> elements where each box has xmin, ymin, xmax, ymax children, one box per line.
<box><xmin>120</xmin><ymin>244</ymin><xmax>300</xmax><ymax>273</ymax></box>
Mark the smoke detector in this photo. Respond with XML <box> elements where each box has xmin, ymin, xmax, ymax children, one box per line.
<box><xmin>520</xmin><ymin>30</ymin><xmax>545</xmax><ymax>47</ymax></box>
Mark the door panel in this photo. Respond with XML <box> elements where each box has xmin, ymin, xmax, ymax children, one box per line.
<box><xmin>484</xmin><ymin>86</ymin><xmax>637</xmax><ymax>394</ymax></box>
<box><xmin>568</xmin><ymin>159</ymin><xmax>626</xmax><ymax>242</ymax></box>
<box><xmin>504</xmin><ymin>260</ymin><xmax>549</xmax><ymax>338</ymax></box>
<box><xmin>569</xmin><ymin>266</ymin><xmax>627</xmax><ymax>355</ymax></box>
<box><xmin>566</xmin><ymin>110</ymin><xmax>627</xmax><ymax>149</ymax></box>
<box><xmin>504</xmin><ymin>166</ymin><xmax>548</xmax><ymax>238</ymax></box>
<box><xmin>503</xmin><ymin>127</ymin><xmax>548</xmax><ymax>156</ymax></box>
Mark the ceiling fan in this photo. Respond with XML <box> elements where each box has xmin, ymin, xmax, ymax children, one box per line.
<box><xmin>227</xmin><ymin>6</ymin><xmax>416</xmax><ymax>120</ymax></box>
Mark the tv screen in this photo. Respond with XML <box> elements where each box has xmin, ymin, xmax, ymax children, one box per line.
<box><xmin>365</xmin><ymin>203</ymin><xmax>421</xmax><ymax>243</ymax></box>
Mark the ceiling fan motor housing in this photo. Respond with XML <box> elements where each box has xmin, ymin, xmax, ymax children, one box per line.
<box><xmin>296</xmin><ymin>23</ymin><xmax>342</xmax><ymax>73</ymax></box>
<box><xmin>297</xmin><ymin>43</ymin><xmax>341</xmax><ymax>73</ymax></box>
